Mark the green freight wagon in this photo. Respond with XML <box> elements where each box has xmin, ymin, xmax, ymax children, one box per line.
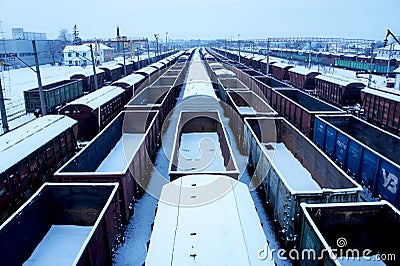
<box><xmin>24</xmin><ymin>79</ymin><xmax>84</xmax><ymax>114</ymax></box>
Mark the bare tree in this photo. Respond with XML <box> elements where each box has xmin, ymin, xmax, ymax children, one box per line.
<box><xmin>45</xmin><ymin>40</ymin><xmax>63</xmax><ymax>66</ymax></box>
<box><xmin>57</xmin><ymin>28</ymin><xmax>72</xmax><ymax>45</ymax></box>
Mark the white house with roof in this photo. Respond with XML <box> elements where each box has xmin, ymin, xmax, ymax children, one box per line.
<box><xmin>63</xmin><ymin>43</ymin><xmax>114</xmax><ymax>66</ymax></box>
<box><xmin>395</xmin><ymin>66</ymin><xmax>400</xmax><ymax>90</ymax></box>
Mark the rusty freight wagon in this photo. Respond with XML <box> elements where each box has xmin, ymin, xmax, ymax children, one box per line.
<box><xmin>112</xmin><ymin>73</ymin><xmax>147</xmax><ymax>98</ymax></box>
<box><xmin>225</xmin><ymin>90</ymin><xmax>277</xmax><ymax>149</ymax></box>
<box><xmin>269</xmin><ymin>62</ymin><xmax>294</xmax><ymax>80</ymax></box>
<box><xmin>272</xmin><ymin>88</ymin><xmax>345</xmax><ymax>137</ymax></box>
<box><xmin>99</xmin><ymin>64</ymin><xmax>123</xmax><ymax>83</ymax></box>
<box><xmin>288</xmin><ymin>67</ymin><xmax>320</xmax><ymax>91</ymax></box>
<box><xmin>0</xmin><ymin>115</ymin><xmax>78</xmax><ymax>222</ymax></box>
<box><xmin>0</xmin><ymin>183</ymin><xmax>121</xmax><ymax>266</ymax></box>
<box><xmin>70</xmin><ymin>68</ymin><xmax>106</xmax><ymax>93</ymax></box>
<box><xmin>299</xmin><ymin>201</ymin><xmax>400</xmax><ymax>266</ymax></box>
<box><xmin>244</xmin><ymin>117</ymin><xmax>362</xmax><ymax>245</ymax></box>
<box><xmin>313</xmin><ymin>114</ymin><xmax>400</xmax><ymax>209</ymax></box>
<box><xmin>361</xmin><ymin>87</ymin><xmax>400</xmax><ymax>134</ymax></box>
<box><xmin>54</xmin><ymin>110</ymin><xmax>159</xmax><ymax>223</ymax></box>
<box><xmin>217</xmin><ymin>77</ymin><xmax>250</xmax><ymax>102</ymax></box>
<box><xmin>59</xmin><ymin>86</ymin><xmax>126</xmax><ymax>140</ymax></box>
<box><xmin>316</xmin><ymin>75</ymin><xmax>365</xmax><ymax>107</ymax></box>
<box><xmin>169</xmin><ymin>111</ymin><xmax>239</xmax><ymax>180</ymax></box>
<box><xmin>125</xmin><ymin>85</ymin><xmax>179</xmax><ymax>138</ymax></box>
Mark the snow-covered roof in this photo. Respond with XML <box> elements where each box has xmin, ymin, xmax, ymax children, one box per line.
<box><xmin>149</xmin><ymin>62</ymin><xmax>165</xmax><ymax>70</ymax></box>
<box><xmin>395</xmin><ymin>67</ymin><xmax>400</xmax><ymax>73</ymax></box>
<box><xmin>270</xmin><ymin>62</ymin><xmax>294</xmax><ymax>69</ymax></box>
<box><xmin>136</xmin><ymin>66</ymin><xmax>158</xmax><ymax>76</ymax></box>
<box><xmin>99</xmin><ymin>64</ymin><xmax>122</xmax><ymax>71</ymax></box>
<box><xmin>289</xmin><ymin>67</ymin><xmax>320</xmax><ymax>76</ymax></box>
<box><xmin>362</xmin><ymin>87</ymin><xmax>400</xmax><ymax>102</ymax></box>
<box><xmin>63</xmin><ymin>44</ymin><xmax>113</xmax><ymax>53</ymax></box>
<box><xmin>112</xmin><ymin>73</ymin><xmax>146</xmax><ymax>87</ymax></box>
<box><xmin>0</xmin><ymin>115</ymin><xmax>77</xmax><ymax>173</ymax></box>
<box><xmin>145</xmin><ymin>174</ymin><xmax>274</xmax><ymax>266</ymax></box>
<box><xmin>159</xmin><ymin>59</ymin><xmax>170</xmax><ymax>65</ymax></box>
<box><xmin>64</xmin><ymin>86</ymin><xmax>124</xmax><ymax>110</ymax></box>
<box><xmin>63</xmin><ymin>45</ymin><xmax>90</xmax><ymax>53</ymax></box>
<box><xmin>69</xmin><ymin>68</ymin><xmax>105</xmax><ymax>79</ymax></box>
<box><xmin>316</xmin><ymin>74</ymin><xmax>366</xmax><ymax>87</ymax></box>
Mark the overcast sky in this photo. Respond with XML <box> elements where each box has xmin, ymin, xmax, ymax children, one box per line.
<box><xmin>1</xmin><ymin>0</ymin><xmax>399</xmax><ymax>41</ymax></box>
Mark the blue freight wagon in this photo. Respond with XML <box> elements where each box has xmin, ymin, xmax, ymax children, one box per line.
<box><xmin>313</xmin><ymin>115</ymin><xmax>400</xmax><ymax>208</ymax></box>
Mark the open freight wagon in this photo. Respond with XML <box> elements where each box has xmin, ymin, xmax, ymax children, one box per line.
<box><xmin>313</xmin><ymin>114</ymin><xmax>400</xmax><ymax>209</ymax></box>
<box><xmin>244</xmin><ymin>117</ymin><xmax>362</xmax><ymax>245</ymax></box>
<box><xmin>169</xmin><ymin>111</ymin><xmax>239</xmax><ymax>180</ymax></box>
<box><xmin>0</xmin><ymin>183</ymin><xmax>121</xmax><ymax>266</ymax></box>
<box><xmin>299</xmin><ymin>201</ymin><xmax>400</xmax><ymax>266</ymax></box>
<box><xmin>55</xmin><ymin>110</ymin><xmax>159</xmax><ymax>224</ymax></box>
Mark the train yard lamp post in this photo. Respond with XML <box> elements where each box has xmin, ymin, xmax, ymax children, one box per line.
<box><xmin>265</xmin><ymin>38</ymin><xmax>270</xmax><ymax>76</ymax></box>
<box><xmin>238</xmin><ymin>34</ymin><xmax>241</xmax><ymax>63</ymax></box>
<box><xmin>154</xmin><ymin>34</ymin><xmax>159</xmax><ymax>56</ymax></box>
<box><xmin>368</xmin><ymin>42</ymin><xmax>375</xmax><ymax>87</ymax></box>
<box><xmin>0</xmin><ymin>78</ymin><xmax>9</xmax><ymax>133</ymax></box>
<box><xmin>165</xmin><ymin>32</ymin><xmax>168</xmax><ymax>52</ymax></box>
<box><xmin>32</xmin><ymin>41</ymin><xmax>46</xmax><ymax>116</ymax></box>
<box><xmin>11</xmin><ymin>41</ymin><xmax>46</xmax><ymax>116</ymax></box>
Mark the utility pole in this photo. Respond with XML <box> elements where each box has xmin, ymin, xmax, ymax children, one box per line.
<box><xmin>32</xmin><ymin>40</ymin><xmax>46</xmax><ymax>116</ymax></box>
<box><xmin>308</xmin><ymin>40</ymin><xmax>312</xmax><ymax>68</ymax></box>
<box><xmin>154</xmin><ymin>34</ymin><xmax>159</xmax><ymax>57</ymax></box>
<box><xmin>266</xmin><ymin>38</ymin><xmax>270</xmax><ymax>76</ymax></box>
<box><xmin>89</xmin><ymin>44</ymin><xmax>99</xmax><ymax>91</ymax></box>
<box><xmin>386</xmin><ymin>44</ymin><xmax>393</xmax><ymax>77</ymax></box>
<box><xmin>225</xmin><ymin>38</ymin><xmax>227</xmax><ymax>58</ymax></box>
<box><xmin>0</xmin><ymin>77</ymin><xmax>9</xmax><ymax>133</ymax></box>
<box><xmin>122</xmin><ymin>43</ymin><xmax>127</xmax><ymax>76</ymax></box>
<box><xmin>165</xmin><ymin>32</ymin><xmax>168</xmax><ymax>52</ymax></box>
<box><xmin>368</xmin><ymin>42</ymin><xmax>375</xmax><ymax>87</ymax></box>
<box><xmin>238</xmin><ymin>34</ymin><xmax>241</xmax><ymax>63</ymax></box>
<box><xmin>147</xmin><ymin>40</ymin><xmax>150</xmax><ymax>65</ymax></box>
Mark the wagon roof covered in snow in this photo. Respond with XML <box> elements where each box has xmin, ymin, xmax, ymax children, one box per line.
<box><xmin>0</xmin><ymin>115</ymin><xmax>77</xmax><ymax>173</ymax></box>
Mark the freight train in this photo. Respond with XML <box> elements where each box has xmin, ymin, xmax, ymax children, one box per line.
<box><xmin>0</xmin><ymin>51</ymin><xmax>194</xmax><ymax>265</ymax></box>
<box><xmin>24</xmin><ymin>51</ymin><xmax>180</xmax><ymax>115</ymax></box>
<box><xmin>0</xmin><ymin>47</ymin><xmax>398</xmax><ymax>265</ymax></box>
<box><xmin>213</xmin><ymin>47</ymin><xmax>400</xmax><ymax>135</ymax></box>
<box><xmin>0</xmin><ymin>52</ymin><xmax>186</xmax><ymax>222</ymax></box>
<box><xmin>258</xmin><ymin>48</ymin><xmax>400</xmax><ymax>73</ymax></box>
<box><xmin>207</xmin><ymin>47</ymin><xmax>400</xmax><ymax>228</ymax></box>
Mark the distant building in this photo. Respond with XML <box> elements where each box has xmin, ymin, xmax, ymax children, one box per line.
<box><xmin>63</xmin><ymin>43</ymin><xmax>114</xmax><ymax>66</ymax></box>
<box><xmin>376</xmin><ymin>43</ymin><xmax>400</xmax><ymax>60</ymax></box>
<box><xmin>12</xmin><ymin>28</ymin><xmax>47</xmax><ymax>40</ymax></box>
<box><xmin>0</xmin><ymin>39</ymin><xmax>63</xmax><ymax>69</ymax></box>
